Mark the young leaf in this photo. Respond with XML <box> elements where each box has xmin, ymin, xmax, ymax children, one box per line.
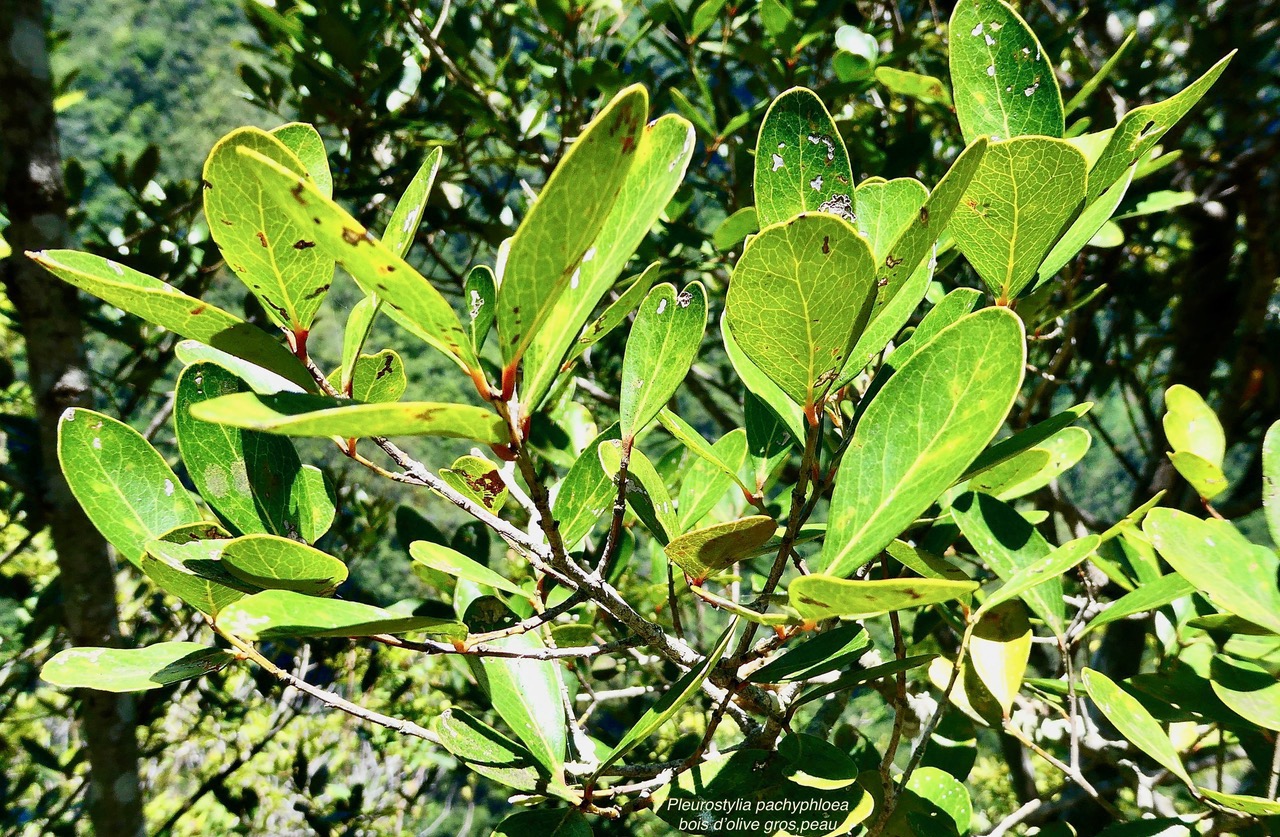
<box><xmin>747</xmin><ymin>623</ymin><xmax>870</xmax><ymax>684</ymax></box>
<box><xmin>1198</xmin><ymin>789</ymin><xmax>1280</xmax><ymax>818</ymax></box>
<box><xmin>1208</xmin><ymin>655</ymin><xmax>1280</xmax><ymax>731</ymax></box>
<box><xmin>1163</xmin><ymin>384</ymin><xmax>1228</xmax><ymax>499</ymax></box>
<box><xmin>619</xmin><ymin>282</ymin><xmax>707</xmax><ymax>443</ymax></box>
<box><xmin>203</xmin><ymin>127</ymin><xmax>336</xmax><ymax>332</ymax></box>
<box><xmin>433</xmin><ymin>708</ymin><xmax>579</xmax><ymax>802</ymax></box>
<box><xmin>409</xmin><ymin>540</ymin><xmax>527</xmax><ymax>599</ymax></box>
<box><xmin>326</xmin><ymin>350</ymin><xmax>407</xmax><ymax>403</ymax></box>
<box><xmin>659</xmin><ymin>411</ymin><xmax>753</xmax><ymax>495</ymax></box>
<box><xmin>1086</xmin><ymin>52</ymin><xmax>1234</xmax><ymax>203</ymax></box>
<box><xmin>219</xmin><ymin>534</ymin><xmax>348</xmax><ymax>596</ymax></box>
<box><xmin>30</xmin><ymin>250</ymin><xmax>312</xmax><ymax>390</ymax></box>
<box><xmin>58</xmin><ymin>408</ymin><xmax>203</xmax><ymax>566</ymax></box>
<box><xmin>439</xmin><ymin>454</ymin><xmax>509</xmax><ymax>514</ymax></box>
<box><xmin>754</xmin><ymin>87</ymin><xmax>855</xmax><ymax>226</ymax></box>
<box><xmin>521</xmin><ymin>114</ymin><xmax>696</xmax><ymax>410</ymax></box>
<box><xmin>789</xmin><ymin>576</ymin><xmax>978</xmax><ymax>621</ymax></box>
<box><xmin>270</xmin><ymin>123</ymin><xmax>332</xmax><ymax>198</ymax></box>
<box><xmin>41</xmin><ymin>642</ymin><xmax>234</xmax><ymax>693</ymax></box>
<box><xmin>574</xmin><ymin>262</ymin><xmax>661</xmax><ymax>357</ymax></box>
<box><xmin>968</xmin><ymin>601</ymin><xmax>1031</xmax><ymax>718</ymax></box>
<box><xmin>216</xmin><ymin>589</ymin><xmax>465</xmax><ymax>640</ymax></box>
<box><xmin>339</xmin><ymin>295</ymin><xmax>380</xmax><ymax>393</ymax></box>
<box><xmin>949</xmin><ymin>0</ymin><xmax>1064</xmax><ymax>143</ymax></box>
<box><xmin>822</xmin><ymin>309</ymin><xmax>1026</xmax><ymax>578</ymax></box>
<box><xmin>190</xmin><ymin>392</ymin><xmax>506</xmax><ymax>443</ymax></box>
<box><xmin>594</xmin><ymin>620</ymin><xmax>737</xmax><ymax>776</ymax></box>
<box><xmin>477</xmin><ymin>632</ymin><xmax>568</xmax><ymax>782</ymax></box>
<box><xmin>1265</xmin><ymin>421</ymin><xmax>1279</xmax><ymax>545</ymax></box>
<box><xmin>382</xmin><ymin>146</ymin><xmax>442</xmax><ymax>257</ymax></box>
<box><xmin>1082</xmin><ymin>668</ymin><xmax>1193</xmax><ymax>788</ymax></box>
<box><xmin>664</xmin><ymin>516</ymin><xmax>776</xmax><ymax>583</ymax></box>
<box><xmin>1144</xmin><ymin>509</ymin><xmax>1280</xmax><ymax>636</ymax></box>
<box><xmin>950</xmin><ymin>137</ymin><xmax>1088</xmax><ymax>302</ymax></box>
<box><xmin>233</xmin><ymin>148</ymin><xmax>480</xmax><ymax>377</ymax></box>
<box><xmin>726</xmin><ymin>213</ymin><xmax>876</xmax><ymax>417</ymax></box>
<box><xmin>497</xmin><ymin>85</ymin><xmax>649</xmax><ymax>373</ymax></box>
<box><xmin>713</xmin><ymin>206</ymin><xmax>758</xmax><ymax>251</ymax></box>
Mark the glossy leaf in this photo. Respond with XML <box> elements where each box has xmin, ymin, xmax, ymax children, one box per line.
<box><xmin>979</xmin><ymin>536</ymin><xmax>1098</xmax><ymax>618</ymax></box>
<box><xmin>962</xmin><ymin>403</ymin><xmax>1092</xmax><ymax>481</ymax></box>
<box><xmin>951</xmin><ymin>137</ymin><xmax>1088</xmax><ymax>301</ymax></box>
<box><xmin>327</xmin><ymin>350</ymin><xmax>407</xmax><ymax>403</ymax></box>
<box><xmin>574</xmin><ymin>262</ymin><xmax>660</xmax><ymax>357</ymax></box>
<box><xmin>142</xmin><ymin>536</ymin><xmax>252</xmax><ymax>616</ymax></box>
<box><xmin>409</xmin><ymin>540</ymin><xmax>527</xmax><ymax>599</ymax></box>
<box><xmin>31</xmin><ymin>250</ymin><xmax>311</xmax><ymax>390</ymax></box>
<box><xmin>754</xmin><ymin>87</ymin><xmax>855</xmax><ymax>227</ymax></box>
<box><xmin>203</xmin><ymin>127</ymin><xmax>335</xmax><ymax>331</ymax></box>
<box><xmin>439</xmin><ymin>455</ymin><xmax>509</xmax><ymax>514</ymax></box>
<box><xmin>174</xmin><ymin>340</ymin><xmax>304</xmax><ymax>395</ymax></box>
<box><xmin>41</xmin><ymin>642</ymin><xmax>234</xmax><ymax>693</ymax></box>
<box><xmin>855</xmin><ymin>177</ymin><xmax>928</xmax><ymax>265</ymax></box>
<box><xmin>463</xmin><ymin>265</ymin><xmax>497</xmax><ymax>355</ymax></box>
<box><xmin>888</xmin><ymin>540</ymin><xmax>971</xmax><ymax>582</ymax></box>
<box><xmin>889</xmin><ymin>287</ymin><xmax>984</xmax><ymax>368</ymax></box>
<box><xmin>1038</xmin><ymin>165</ymin><xmax>1134</xmax><ymax>281</ymax></box>
<box><xmin>970</xmin><ymin>426</ymin><xmax>1091</xmax><ymax>500</ymax></box>
<box><xmin>190</xmin><ymin>392</ymin><xmax>506</xmax><ymax>443</ymax></box>
<box><xmin>521</xmin><ymin>113</ymin><xmax>695</xmax><ymax>409</ymax></box>
<box><xmin>901</xmin><ymin>767</ymin><xmax>973</xmax><ymax>835</ymax></box>
<box><xmin>726</xmin><ymin>213</ymin><xmax>876</xmax><ymax>414</ymax></box>
<box><xmin>217</xmin><ymin>589</ymin><xmax>464</xmax><ymax>640</ymax></box>
<box><xmin>1164</xmin><ymin>384</ymin><xmax>1227</xmax><ymax>499</ymax></box>
<box><xmin>1081</xmin><ymin>573</ymin><xmax>1194</xmax><ymax>637</ymax></box>
<box><xmin>219</xmin><ymin>534</ymin><xmax>347</xmax><ymax>596</ymax></box>
<box><xmin>1265</xmin><ymin>421</ymin><xmax>1279</xmax><ymax>545</ymax></box>
<box><xmin>270</xmin><ymin>123</ymin><xmax>331</xmax><ymax>198</ymax></box>
<box><xmin>478</xmin><ymin>631</ymin><xmax>567</xmax><ymax>782</ymax></box>
<box><xmin>950</xmin><ymin>0</ymin><xmax>1064</xmax><ymax>143</ymax></box>
<box><xmin>1198</xmin><ymin>789</ymin><xmax>1280</xmax><ymax>817</ymax></box>
<box><xmin>747</xmin><ymin>623</ymin><xmax>870</xmax><ymax>684</ymax></box>
<box><xmin>497</xmin><ymin>85</ymin><xmax>649</xmax><ymax>370</ymax></box>
<box><xmin>382</xmin><ymin>146</ymin><xmax>442</xmax><ymax>257</ymax></box>
<box><xmin>778</xmin><ymin>732</ymin><xmax>861</xmax><ymax>790</ymax></box>
<box><xmin>795</xmin><ymin>654</ymin><xmax>935</xmax><ymax>709</ymax></box>
<box><xmin>58</xmin><ymin>408</ymin><xmax>203</xmax><ymax>566</ymax></box>
<box><xmin>1144</xmin><ymin>509</ymin><xmax>1280</xmax><ymax>636</ymax></box>
<box><xmin>969</xmin><ymin>601</ymin><xmax>1031</xmax><ymax>718</ymax></box>
<box><xmin>1082</xmin><ymin>668</ymin><xmax>1192</xmax><ymax>787</ymax></box>
<box><xmin>619</xmin><ymin>282</ymin><xmax>707</xmax><ymax>442</ymax></box>
<box><xmin>1169</xmin><ymin>451</ymin><xmax>1228</xmax><ymax>501</ymax></box>
<box><xmin>1209</xmin><ymin>655</ymin><xmax>1280</xmax><ymax>731</ymax></box>
<box><xmin>823</xmin><ymin>309</ymin><xmax>1026</xmax><ymax>577</ymax></box>
<box><xmin>553</xmin><ymin>423</ymin><xmax>621</xmax><ymax>549</ymax></box>
<box><xmin>433</xmin><ymin>708</ymin><xmax>579</xmax><ymax>802</ymax></box>
<box><xmin>664</xmin><ymin>516</ymin><xmax>776</xmax><ymax>583</ymax></box>
<box><xmin>788</xmin><ymin>575</ymin><xmax>978</xmax><ymax>621</ymax></box>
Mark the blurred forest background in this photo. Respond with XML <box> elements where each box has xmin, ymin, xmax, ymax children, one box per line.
<box><xmin>0</xmin><ymin>0</ymin><xmax>1276</xmax><ymax>834</ymax></box>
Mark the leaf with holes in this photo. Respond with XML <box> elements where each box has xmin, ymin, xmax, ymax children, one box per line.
<box><xmin>326</xmin><ymin>350</ymin><xmax>406</xmax><ymax>403</ymax></box>
<box><xmin>619</xmin><ymin>282</ymin><xmax>707</xmax><ymax>443</ymax></box>
<box><xmin>439</xmin><ymin>454</ymin><xmax>509</xmax><ymax>514</ymax></box>
<box><xmin>754</xmin><ymin>87</ymin><xmax>855</xmax><ymax>227</ymax></box>
<box><xmin>58</xmin><ymin>408</ymin><xmax>204</xmax><ymax>567</ymax></box>
<box><xmin>822</xmin><ymin>309</ymin><xmax>1026</xmax><ymax>577</ymax></box>
<box><xmin>950</xmin><ymin>0</ymin><xmax>1064</xmax><ymax>143</ymax></box>
<box><xmin>665</xmin><ymin>516</ymin><xmax>776</xmax><ymax>583</ymax></box>
<box><xmin>951</xmin><ymin>138</ymin><xmax>1087</xmax><ymax>302</ymax></box>
<box><xmin>726</xmin><ymin>214</ymin><xmax>876</xmax><ymax>415</ymax></box>
<box><xmin>203</xmin><ymin>127</ymin><xmax>335</xmax><ymax>332</ymax></box>
<box><xmin>42</xmin><ymin>642</ymin><xmax>234</xmax><ymax>693</ymax></box>
<box><xmin>217</xmin><ymin>589</ymin><xmax>464</xmax><ymax>641</ymax></box>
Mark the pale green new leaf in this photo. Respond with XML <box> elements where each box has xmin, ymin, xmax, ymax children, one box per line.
<box><xmin>1083</xmin><ymin>668</ymin><xmax>1193</xmax><ymax>787</ymax></box>
<box><xmin>726</xmin><ymin>213</ymin><xmax>876</xmax><ymax>414</ymax></box>
<box><xmin>42</xmin><ymin>642</ymin><xmax>234</xmax><ymax>693</ymax></box>
<box><xmin>217</xmin><ymin>589</ymin><xmax>464</xmax><ymax>640</ymax></box>
<box><xmin>203</xmin><ymin>127</ymin><xmax>335</xmax><ymax>331</ymax></box>
<box><xmin>1199</xmin><ymin>789</ymin><xmax>1280</xmax><ymax>817</ymax></box>
<box><xmin>754</xmin><ymin>87</ymin><xmax>855</xmax><ymax>226</ymax></box>
<box><xmin>409</xmin><ymin>540</ymin><xmax>527</xmax><ymax>599</ymax></box>
<box><xmin>59</xmin><ymin>408</ymin><xmax>203</xmax><ymax>566</ymax></box>
<box><xmin>970</xmin><ymin>426</ymin><xmax>1091</xmax><ymax>500</ymax></box>
<box><xmin>950</xmin><ymin>137</ymin><xmax>1087</xmax><ymax>301</ymax></box>
<box><xmin>1163</xmin><ymin>384</ymin><xmax>1225</xmax><ymax>467</ymax></box>
<box><xmin>855</xmin><ymin>178</ymin><xmax>928</xmax><ymax>263</ymax></box>
<box><xmin>620</xmin><ymin>282</ymin><xmax>707</xmax><ymax>442</ymax></box>
<box><xmin>950</xmin><ymin>0</ymin><xmax>1064</xmax><ymax>143</ymax></box>
<box><xmin>962</xmin><ymin>403</ymin><xmax>1092</xmax><ymax>481</ymax></box>
<box><xmin>969</xmin><ymin>601</ymin><xmax>1031</xmax><ymax>717</ymax></box>
<box><xmin>822</xmin><ymin>309</ymin><xmax>1026</xmax><ymax>577</ymax></box>
<box><xmin>339</xmin><ymin>295</ymin><xmax>379</xmax><ymax>393</ymax></box>
<box><xmin>190</xmin><ymin>392</ymin><xmax>506</xmax><ymax>443</ymax></box>
<box><xmin>383</xmin><ymin>146</ymin><xmax>442</xmax><ymax>257</ymax></box>
<box><xmin>574</xmin><ymin>262</ymin><xmax>661</xmax><ymax>358</ymax></box>
<box><xmin>789</xmin><ymin>576</ymin><xmax>978</xmax><ymax>621</ymax></box>
<box><xmin>658</xmin><ymin>410</ymin><xmax>753</xmax><ymax>498</ymax></box>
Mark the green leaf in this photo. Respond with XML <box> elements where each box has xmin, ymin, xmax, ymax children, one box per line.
<box><xmin>951</xmin><ymin>138</ymin><xmax>1088</xmax><ymax>301</ymax></box>
<box><xmin>779</xmin><ymin>732</ymin><xmax>862</xmax><ymax>790</ymax></box>
<box><xmin>493</xmin><ymin>809</ymin><xmax>591</xmax><ymax>837</ymax></box>
<box><xmin>439</xmin><ymin>454</ymin><xmax>509</xmax><ymax>514</ymax></box>
<box><xmin>219</xmin><ymin>534</ymin><xmax>347</xmax><ymax>596</ymax></box>
<box><xmin>658</xmin><ymin>409</ymin><xmax>752</xmax><ymax>497</ymax></box>
<box><xmin>713</xmin><ymin>206</ymin><xmax>758</xmax><ymax>251</ymax></box>
<box><xmin>747</xmin><ymin>622</ymin><xmax>870</xmax><ymax>683</ymax></box>
<box><xmin>553</xmin><ymin>423</ymin><xmax>620</xmax><ymax>549</ymax></box>
<box><xmin>977</xmin><ymin>535</ymin><xmax>1099</xmax><ymax>618</ymax></box>
<box><xmin>233</xmin><ymin>147</ymin><xmax>480</xmax><ymax>376</ymax></box>
<box><xmin>433</xmin><ymin>708</ymin><xmax>579</xmax><ymax>802</ymax></box>
<box><xmin>217</xmin><ymin>589</ymin><xmax>463</xmax><ymax>640</ymax></box>
<box><xmin>822</xmin><ymin>309</ymin><xmax>1026</xmax><ymax>577</ymax></box>
<box><xmin>949</xmin><ymin>0</ymin><xmax>1063</xmax><ymax>143</ymax></box>
<box><xmin>1082</xmin><ymin>668</ymin><xmax>1192</xmax><ymax>787</ymax></box>
<box><xmin>726</xmin><ymin>213</ymin><xmax>876</xmax><ymax>414</ymax></box>
<box><xmin>190</xmin><ymin>392</ymin><xmax>506</xmax><ymax>443</ymax></box>
<box><xmin>30</xmin><ymin>250</ymin><xmax>312</xmax><ymax>390</ymax></box>
<box><xmin>521</xmin><ymin>113</ymin><xmax>695</xmax><ymax>409</ymax></box>
<box><xmin>1198</xmin><ymin>789</ymin><xmax>1280</xmax><ymax>817</ymax></box>
<box><xmin>721</xmin><ymin>309</ymin><xmax>806</xmax><ymax>442</ymax></box>
<box><xmin>326</xmin><ymin>350</ymin><xmax>406</xmax><ymax>403</ymax></box>
<box><xmin>1169</xmin><ymin>451</ymin><xmax>1229</xmax><ymax>501</ymax></box>
<box><xmin>409</xmin><ymin>540</ymin><xmax>526</xmax><ymax>599</ymax></box>
<box><xmin>1188</xmin><ymin>614</ymin><xmax>1274</xmax><ymax>635</ymax></box>
<box><xmin>477</xmin><ymin>632</ymin><xmax>567</xmax><ymax>782</ymax></box>
<box><xmin>855</xmin><ymin>178</ymin><xmax>928</xmax><ymax>265</ymax></box>
<box><xmin>795</xmin><ymin>654</ymin><xmax>936</xmax><ymax>709</ymax></box>
<box><xmin>174</xmin><ymin>339</ymin><xmax>304</xmax><ymax>395</ymax></box>
<box><xmin>1144</xmin><ymin>509</ymin><xmax>1280</xmax><ymax>636</ymax></box>
<box><xmin>754</xmin><ymin>87</ymin><xmax>855</xmax><ymax>227</ymax></box>
<box><xmin>1064</xmin><ymin>32</ymin><xmax>1136</xmax><ymax>115</ymax></box>
<box><xmin>888</xmin><ymin>540</ymin><xmax>971</xmax><ymax>582</ymax></box>
<box><xmin>901</xmin><ymin>767</ymin><xmax>973</xmax><ymax>835</ymax></box>
<box><xmin>676</xmin><ymin>428</ymin><xmax>750</xmax><ymax>530</ymax></box>
<box><xmin>58</xmin><ymin>408</ymin><xmax>203</xmax><ymax>566</ymax></box>
<box><xmin>599</xmin><ymin>441</ymin><xmax>678</xmax><ymax>544</ymax></box>
<box><xmin>595</xmin><ymin>620</ymin><xmax>736</xmax><ymax>776</ymax></box>
<box><xmin>889</xmin><ymin>287</ymin><xmax>984</xmax><ymax>368</ymax></box>
<box><xmin>1265</xmin><ymin>421</ymin><xmax>1279</xmax><ymax>546</ymax></box>
<box><xmin>1086</xmin><ymin>52</ymin><xmax>1234</xmax><ymax>203</ymax></box>
<box><xmin>970</xmin><ymin>426</ymin><xmax>1091</xmax><ymax>500</ymax></box>
<box><xmin>962</xmin><ymin>403</ymin><xmax>1092</xmax><ymax>481</ymax></box>
<box><xmin>665</xmin><ymin>516</ymin><xmax>776</xmax><ymax>583</ymax></box>
<box><xmin>789</xmin><ymin>575</ymin><xmax>978</xmax><ymax>621</ymax></box>
<box><xmin>619</xmin><ymin>282</ymin><xmax>707</xmax><ymax>442</ymax></box>
<box><xmin>382</xmin><ymin>146</ymin><xmax>442</xmax><ymax>257</ymax></box>
<box><xmin>464</xmin><ymin>265</ymin><xmax>497</xmax><ymax>355</ymax></box>
<box><xmin>176</xmin><ymin>363</ymin><xmax>334</xmax><ymax>541</ymax></box>
<box><xmin>1163</xmin><ymin>385</ymin><xmax>1225</xmax><ymax>466</ymax></box>
<box><xmin>142</xmin><ymin>535</ymin><xmax>253</xmax><ymax>616</ymax></box>
<box><xmin>952</xmin><ymin>492</ymin><xmax>1066</xmax><ymax>634</ymax></box>
<box><xmin>41</xmin><ymin>642</ymin><xmax>234</xmax><ymax>693</ymax></box>
<box><xmin>1209</xmin><ymin>655</ymin><xmax>1280</xmax><ymax>731</ymax></box>
<box><xmin>1080</xmin><ymin>573</ymin><xmax>1194</xmax><ymax>637</ymax></box>
<box><xmin>875</xmin><ymin>66</ymin><xmax>953</xmax><ymax>106</ymax></box>
<box><xmin>270</xmin><ymin>123</ymin><xmax>331</xmax><ymax>198</ymax></box>
<box><xmin>690</xmin><ymin>0</ymin><xmax>730</xmax><ymax>40</ymax></box>
<box><xmin>497</xmin><ymin>85</ymin><xmax>649</xmax><ymax>371</ymax></box>
<box><xmin>969</xmin><ymin>601</ymin><xmax>1031</xmax><ymax>718</ymax></box>
<box><xmin>574</xmin><ymin>262</ymin><xmax>660</xmax><ymax>357</ymax></box>
<box><xmin>1114</xmin><ymin>189</ymin><xmax>1197</xmax><ymax>221</ymax></box>
<box><xmin>1037</xmin><ymin>165</ymin><xmax>1134</xmax><ymax>282</ymax></box>
<box><xmin>203</xmin><ymin>127</ymin><xmax>335</xmax><ymax>331</ymax></box>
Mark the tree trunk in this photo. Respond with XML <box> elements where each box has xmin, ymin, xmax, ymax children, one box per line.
<box><xmin>0</xmin><ymin>3</ymin><xmax>145</xmax><ymax>834</ymax></box>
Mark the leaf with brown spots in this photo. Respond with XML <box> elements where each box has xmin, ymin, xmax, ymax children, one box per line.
<box><xmin>440</xmin><ymin>454</ymin><xmax>509</xmax><ymax>514</ymax></box>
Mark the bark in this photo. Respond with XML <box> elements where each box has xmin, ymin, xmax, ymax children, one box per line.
<box><xmin>0</xmin><ymin>3</ymin><xmax>145</xmax><ymax>834</ymax></box>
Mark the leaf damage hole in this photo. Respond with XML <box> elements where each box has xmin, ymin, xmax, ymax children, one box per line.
<box><xmin>771</xmin><ymin>153</ymin><xmax>785</xmax><ymax>172</ymax></box>
<box><xmin>293</xmin><ymin>239</ymin><xmax>316</xmax><ymax>250</ymax></box>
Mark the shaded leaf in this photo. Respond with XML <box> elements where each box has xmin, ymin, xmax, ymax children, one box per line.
<box><xmin>433</xmin><ymin>708</ymin><xmax>579</xmax><ymax>802</ymax></box>
<box><xmin>676</xmin><ymin>428</ymin><xmax>750</xmax><ymax>530</ymax></box>
<box><xmin>493</xmin><ymin>809</ymin><xmax>591</xmax><ymax>837</ymax></box>
<box><xmin>665</xmin><ymin>516</ymin><xmax>776</xmax><ymax>583</ymax></box>
<box><xmin>876</xmin><ymin>66</ymin><xmax>953</xmax><ymax>105</ymax></box>
<box><xmin>747</xmin><ymin>623</ymin><xmax>869</xmax><ymax>683</ymax></box>
<box><xmin>1209</xmin><ymin>655</ymin><xmax>1280</xmax><ymax>731</ymax></box>
<box><xmin>599</xmin><ymin>441</ymin><xmax>678</xmax><ymax>543</ymax></box>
